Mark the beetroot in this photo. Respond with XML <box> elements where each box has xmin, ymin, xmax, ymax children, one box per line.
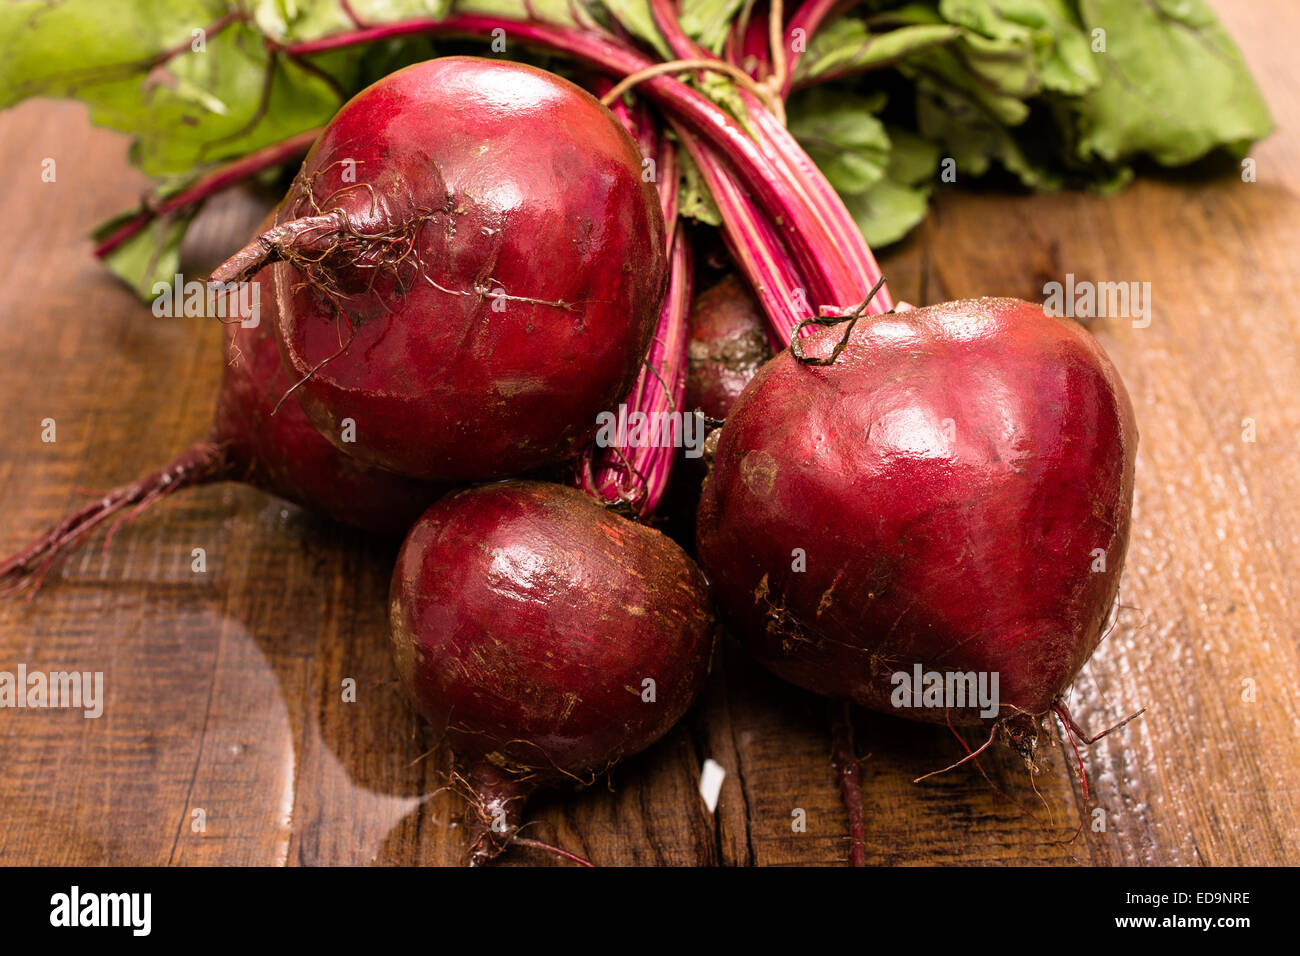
<box><xmin>685</xmin><ymin>274</ymin><xmax>773</xmax><ymax>420</ymax></box>
<box><xmin>697</xmin><ymin>297</ymin><xmax>1137</xmax><ymax>755</ymax></box>
<box><xmin>0</xmin><ymin>268</ymin><xmax>443</xmax><ymax>596</ymax></box>
<box><xmin>212</xmin><ymin>57</ymin><xmax>666</xmax><ymax>482</ymax></box>
<box><xmin>389</xmin><ymin>480</ymin><xmax>714</xmax><ymax>864</ymax></box>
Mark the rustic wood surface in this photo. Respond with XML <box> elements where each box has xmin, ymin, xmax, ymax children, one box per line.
<box><xmin>1</xmin><ymin>1</ymin><xmax>1296</xmax><ymax>866</ymax></box>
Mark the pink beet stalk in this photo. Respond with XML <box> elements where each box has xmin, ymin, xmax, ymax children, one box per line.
<box><xmin>644</xmin><ymin>0</ymin><xmax>892</xmax><ymax>332</ymax></box>
<box><xmin>576</xmin><ymin>107</ymin><xmax>693</xmax><ymax>517</ymax></box>
<box><xmin>780</xmin><ymin>0</ymin><xmax>846</xmax><ymax>94</ymax></box>
<box><xmin>742</xmin><ymin>95</ymin><xmax>894</xmax><ymax>316</ymax></box>
<box><xmin>674</xmin><ymin>123</ymin><xmax>811</xmax><ymax>347</ymax></box>
<box><xmin>576</xmin><ymin>230</ymin><xmax>692</xmax><ymax>517</ymax></box>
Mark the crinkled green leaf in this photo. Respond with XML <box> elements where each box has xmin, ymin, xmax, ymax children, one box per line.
<box><xmin>844</xmin><ymin>176</ymin><xmax>929</xmax><ymax>248</ymax></box>
<box><xmin>1069</xmin><ymin>0</ymin><xmax>1274</xmax><ymax>165</ymax></box>
<box><xmin>794</xmin><ymin>18</ymin><xmax>962</xmax><ymax>85</ymax></box>
<box><xmin>0</xmin><ymin>0</ymin><xmax>225</xmax><ymax>106</ymax></box>
<box><xmin>938</xmin><ymin>0</ymin><xmax>1097</xmax><ymax>96</ymax></box>
<box><xmin>890</xmin><ymin>0</ymin><xmax>1099</xmax><ymax>130</ymax></box>
<box><xmin>885</xmin><ymin>125</ymin><xmax>943</xmax><ymax>187</ymax></box>
<box><xmin>788</xmin><ymin>89</ymin><xmax>891</xmax><ymax>195</ymax></box>
<box><xmin>0</xmin><ymin>1</ymin><xmax>348</xmax><ymax>176</ymax></box>
<box><xmin>914</xmin><ymin>76</ymin><xmax>1060</xmax><ymax>189</ymax></box>
<box><xmin>838</xmin><ymin>126</ymin><xmax>939</xmax><ymax>247</ymax></box>
<box><xmin>902</xmin><ymin>44</ymin><xmax>1031</xmax><ymax>126</ymax></box>
<box><xmin>879</xmin><ymin>2</ymin><xmax>1035</xmax><ymax>125</ymax></box>
<box><xmin>679</xmin><ymin>0</ymin><xmax>746</xmax><ymax>54</ymax></box>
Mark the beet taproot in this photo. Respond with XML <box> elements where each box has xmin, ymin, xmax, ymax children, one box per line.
<box><xmin>697</xmin><ymin>297</ymin><xmax>1137</xmax><ymax>752</ymax></box>
<box><xmin>1</xmin><ymin>267</ymin><xmax>443</xmax><ymax>596</ymax></box>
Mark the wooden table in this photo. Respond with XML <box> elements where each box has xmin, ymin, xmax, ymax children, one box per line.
<box><xmin>1</xmin><ymin>2</ymin><xmax>1296</xmax><ymax>866</ymax></box>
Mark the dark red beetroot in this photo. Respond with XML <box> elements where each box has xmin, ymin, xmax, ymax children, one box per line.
<box><xmin>213</xmin><ymin>57</ymin><xmax>666</xmax><ymax>482</ymax></box>
<box><xmin>389</xmin><ymin>480</ymin><xmax>714</xmax><ymax>865</ymax></box>
<box><xmin>0</xmin><ymin>268</ymin><xmax>443</xmax><ymax>596</ymax></box>
<box><xmin>697</xmin><ymin>298</ymin><xmax>1137</xmax><ymax>755</ymax></box>
<box><xmin>685</xmin><ymin>274</ymin><xmax>773</xmax><ymax>420</ymax></box>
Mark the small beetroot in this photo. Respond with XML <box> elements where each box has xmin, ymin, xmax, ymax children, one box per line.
<box><xmin>685</xmin><ymin>274</ymin><xmax>772</xmax><ymax>421</ymax></box>
<box><xmin>389</xmin><ymin>480</ymin><xmax>714</xmax><ymax>865</ymax></box>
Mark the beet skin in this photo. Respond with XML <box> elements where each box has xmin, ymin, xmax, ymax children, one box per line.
<box><xmin>697</xmin><ymin>297</ymin><xmax>1137</xmax><ymax>737</ymax></box>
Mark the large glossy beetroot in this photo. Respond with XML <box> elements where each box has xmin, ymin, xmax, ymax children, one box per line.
<box><xmin>1</xmin><ymin>267</ymin><xmax>443</xmax><ymax>596</ymax></box>
<box><xmin>213</xmin><ymin>57</ymin><xmax>666</xmax><ymax>482</ymax></box>
<box><xmin>697</xmin><ymin>297</ymin><xmax>1137</xmax><ymax>749</ymax></box>
<box><xmin>389</xmin><ymin>480</ymin><xmax>714</xmax><ymax>864</ymax></box>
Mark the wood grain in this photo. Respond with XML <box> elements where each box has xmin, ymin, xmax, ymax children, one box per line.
<box><xmin>1</xmin><ymin>1</ymin><xmax>1296</xmax><ymax>865</ymax></box>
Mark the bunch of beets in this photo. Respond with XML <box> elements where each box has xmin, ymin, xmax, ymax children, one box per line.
<box><xmin>2</xmin><ymin>46</ymin><xmax>1138</xmax><ymax>865</ymax></box>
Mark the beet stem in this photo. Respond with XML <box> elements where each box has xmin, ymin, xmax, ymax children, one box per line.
<box><xmin>0</xmin><ymin>442</ymin><xmax>229</xmax><ymax>600</ymax></box>
<box><xmin>791</xmin><ymin>275</ymin><xmax>889</xmax><ymax>367</ymax></box>
<box><xmin>829</xmin><ymin>700</ymin><xmax>867</xmax><ymax>867</ymax></box>
<box><xmin>574</xmin><ymin>111</ymin><xmax>691</xmax><ymax>517</ymax></box>
<box><xmin>599</xmin><ymin>58</ymin><xmax>784</xmax><ymax>123</ymax></box>
<box><xmin>94</xmin><ymin>129</ymin><xmax>319</xmax><ymax>260</ymax></box>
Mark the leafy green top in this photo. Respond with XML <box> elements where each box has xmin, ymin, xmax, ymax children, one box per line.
<box><xmin>0</xmin><ymin>0</ymin><xmax>1272</xmax><ymax>295</ymax></box>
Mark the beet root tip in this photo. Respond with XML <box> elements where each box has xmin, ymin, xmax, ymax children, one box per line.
<box><xmin>0</xmin><ymin>441</ymin><xmax>229</xmax><ymax>599</ymax></box>
<box><xmin>462</xmin><ymin>762</ymin><xmax>533</xmax><ymax>868</ymax></box>
<box><xmin>828</xmin><ymin>700</ymin><xmax>867</xmax><ymax>867</ymax></box>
